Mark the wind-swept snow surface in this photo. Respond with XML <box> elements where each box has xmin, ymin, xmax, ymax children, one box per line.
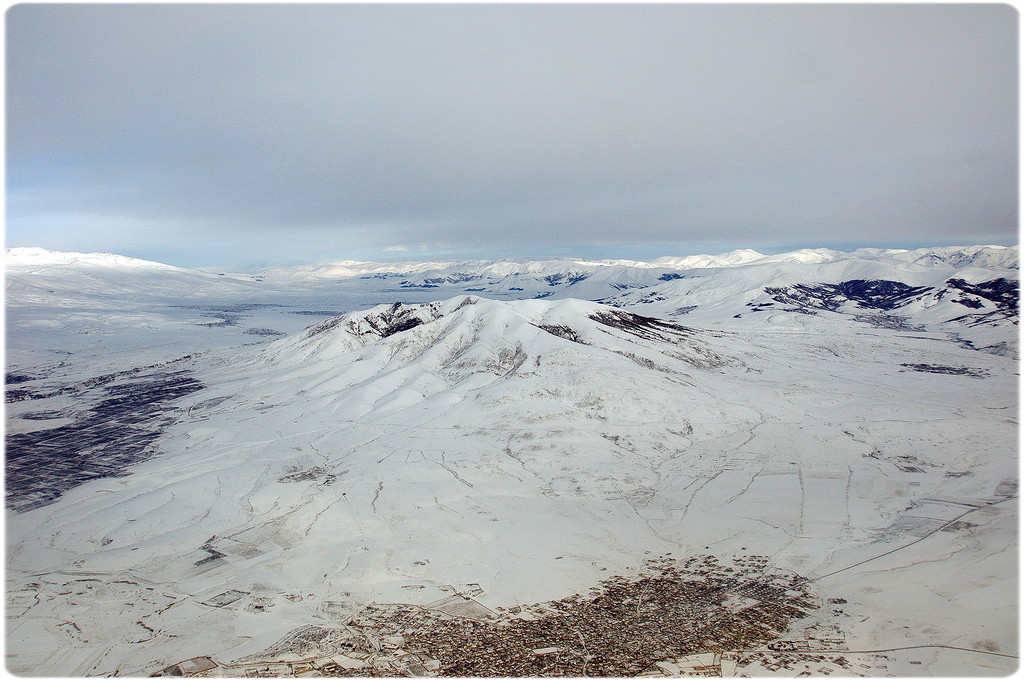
<box><xmin>5</xmin><ymin>246</ymin><xmax>1018</xmax><ymax>676</ymax></box>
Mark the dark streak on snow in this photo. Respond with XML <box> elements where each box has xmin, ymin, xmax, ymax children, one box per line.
<box><xmin>588</xmin><ymin>310</ymin><xmax>694</xmax><ymax>342</ymax></box>
<box><xmin>6</xmin><ymin>370</ymin><xmax>205</xmax><ymax>512</ymax></box>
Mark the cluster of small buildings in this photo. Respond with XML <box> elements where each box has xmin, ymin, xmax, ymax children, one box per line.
<box><xmin>152</xmin><ymin>554</ymin><xmax>828</xmax><ymax>678</ymax></box>
<box><xmin>736</xmin><ymin>650</ymin><xmax>853</xmax><ymax>675</ymax></box>
<box><xmin>394</xmin><ymin>554</ymin><xmax>819</xmax><ymax>676</ymax></box>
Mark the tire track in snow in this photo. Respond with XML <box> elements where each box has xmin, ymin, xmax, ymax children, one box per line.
<box><xmin>674</xmin><ymin>470</ymin><xmax>722</xmax><ymax>528</ymax></box>
<box><xmin>370</xmin><ymin>482</ymin><xmax>384</xmax><ymax>513</ymax></box>
<box><xmin>302</xmin><ymin>496</ymin><xmax>347</xmax><ymax>537</ymax></box>
<box><xmin>718</xmin><ymin>467</ymin><xmax>762</xmax><ymax>508</ymax></box>
<box><xmin>437</xmin><ymin>452</ymin><xmax>475</xmax><ymax>488</ymax></box>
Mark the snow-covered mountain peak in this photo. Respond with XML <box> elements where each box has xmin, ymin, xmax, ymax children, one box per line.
<box><xmin>250</xmin><ymin>295</ymin><xmax>734</xmax><ymax>412</ymax></box>
<box><xmin>753</xmin><ymin>248</ymin><xmax>844</xmax><ymax>264</ymax></box>
<box><xmin>650</xmin><ymin>248</ymin><xmax>767</xmax><ymax>269</ymax></box>
<box><xmin>910</xmin><ymin>244</ymin><xmax>1018</xmax><ymax>269</ymax></box>
<box><xmin>5</xmin><ymin>247</ymin><xmax>186</xmax><ymax>271</ymax></box>
<box><xmin>849</xmin><ymin>244</ymin><xmax>1018</xmax><ymax>269</ymax></box>
<box><xmin>250</xmin><ymin>258</ymin><xmax>465</xmax><ymax>281</ymax></box>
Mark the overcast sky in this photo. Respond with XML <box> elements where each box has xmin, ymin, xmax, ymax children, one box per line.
<box><xmin>6</xmin><ymin>3</ymin><xmax>1018</xmax><ymax>268</ymax></box>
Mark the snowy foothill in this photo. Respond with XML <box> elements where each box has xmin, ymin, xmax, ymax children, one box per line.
<box><xmin>4</xmin><ymin>245</ymin><xmax>1018</xmax><ymax>676</ymax></box>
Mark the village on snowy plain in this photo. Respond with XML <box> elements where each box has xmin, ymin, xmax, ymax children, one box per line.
<box><xmin>5</xmin><ymin>245</ymin><xmax>1018</xmax><ymax>677</ymax></box>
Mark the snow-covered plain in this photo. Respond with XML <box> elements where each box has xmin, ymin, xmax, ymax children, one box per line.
<box><xmin>5</xmin><ymin>245</ymin><xmax>1019</xmax><ymax>676</ymax></box>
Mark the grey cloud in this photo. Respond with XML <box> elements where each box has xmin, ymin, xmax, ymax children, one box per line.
<box><xmin>6</xmin><ymin>4</ymin><xmax>1017</xmax><ymax>265</ymax></box>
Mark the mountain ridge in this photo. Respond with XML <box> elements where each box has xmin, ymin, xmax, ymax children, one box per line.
<box><xmin>10</xmin><ymin>244</ymin><xmax>1016</xmax><ymax>279</ymax></box>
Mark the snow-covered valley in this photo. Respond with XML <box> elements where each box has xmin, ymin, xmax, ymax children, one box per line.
<box><xmin>5</xmin><ymin>245</ymin><xmax>1018</xmax><ymax>676</ymax></box>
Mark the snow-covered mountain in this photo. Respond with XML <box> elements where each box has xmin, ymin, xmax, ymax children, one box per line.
<box><xmin>6</xmin><ymin>247</ymin><xmax>188</xmax><ymax>269</ymax></box>
<box><xmin>4</xmin><ymin>245</ymin><xmax>1019</xmax><ymax>676</ymax></box>
<box><xmin>241</xmin><ymin>258</ymin><xmax>466</xmax><ymax>283</ymax></box>
<box><xmin>597</xmin><ymin>251</ymin><xmax>1018</xmax><ymax>353</ymax></box>
<box><xmin>857</xmin><ymin>244</ymin><xmax>1020</xmax><ymax>270</ymax></box>
<box><xmin>5</xmin><ymin>247</ymin><xmax>260</xmax><ymax>300</ymax></box>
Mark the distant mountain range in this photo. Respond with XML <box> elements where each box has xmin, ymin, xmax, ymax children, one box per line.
<box><xmin>9</xmin><ymin>243</ymin><xmax>1017</xmax><ymax>279</ymax></box>
<box><xmin>8</xmin><ymin>244</ymin><xmax>1017</xmax><ymax>346</ymax></box>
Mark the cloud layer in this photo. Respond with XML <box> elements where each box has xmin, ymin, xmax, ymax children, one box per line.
<box><xmin>7</xmin><ymin>4</ymin><xmax>1017</xmax><ymax>266</ymax></box>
